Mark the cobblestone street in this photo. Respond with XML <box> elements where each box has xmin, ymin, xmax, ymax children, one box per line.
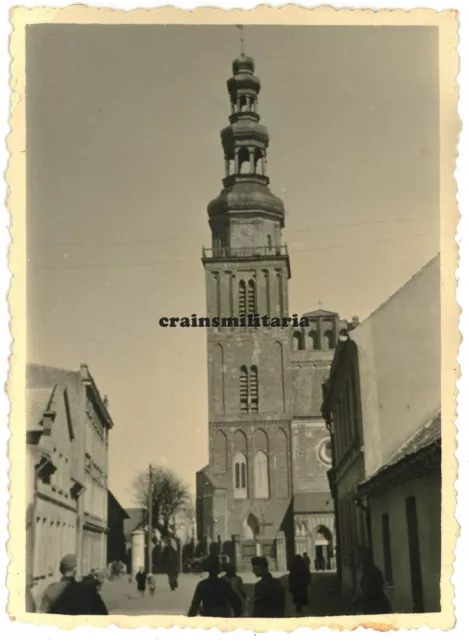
<box><xmin>101</xmin><ymin>572</ymin><xmax>357</xmax><ymax>618</ymax></box>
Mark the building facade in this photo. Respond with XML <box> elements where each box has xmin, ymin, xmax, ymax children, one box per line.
<box><xmin>323</xmin><ymin>256</ymin><xmax>441</xmax><ymax>610</ymax></box>
<box><xmin>107</xmin><ymin>491</ymin><xmax>129</xmax><ymax>566</ymax></box>
<box><xmin>26</xmin><ymin>363</ymin><xmax>113</xmax><ymax>609</ymax></box>
<box><xmin>196</xmin><ymin>51</ymin><xmax>356</xmax><ymax>570</ymax></box>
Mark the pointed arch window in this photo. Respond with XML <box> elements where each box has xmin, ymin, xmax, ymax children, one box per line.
<box><xmin>247</xmin><ymin>279</ymin><xmax>256</xmax><ymax>314</ymax></box>
<box><xmin>233</xmin><ymin>451</ymin><xmax>247</xmax><ymax>499</ymax></box>
<box><xmin>240</xmin><ymin>366</ymin><xmax>249</xmax><ymax>414</ymax></box>
<box><xmin>254</xmin><ymin>450</ymin><xmax>269</xmax><ymax>498</ymax></box>
<box><xmin>238</xmin><ymin>280</ymin><xmax>247</xmax><ymax>316</ymax></box>
<box><xmin>240</xmin><ymin>365</ymin><xmax>259</xmax><ymax>414</ymax></box>
<box><xmin>250</xmin><ymin>366</ymin><xmax>259</xmax><ymax>413</ymax></box>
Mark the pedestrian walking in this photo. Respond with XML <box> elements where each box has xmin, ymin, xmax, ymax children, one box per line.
<box><xmin>251</xmin><ymin>556</ymin><xmax>285</xmax><ymax>618</ymax></box>
<box><xmin>39</xmin><ymin>554</ymin><xmax>108</xmax><ymax>615</ymax></box>
<box><xmin>187</xmin><ymin>556</ymin><xmax>242</xmax><ymax>617</ymax></box>
<box><xmin>162</xmin><ymin>537</ymin><xmax>180</xmax><ymax>591</ymax></box>
<box><xmin>358</xmin><ymin>547</ymin><xmax>392</xmax><ymax>614</ymax></box>
<box><xmin>147</xmin><ymin>573</ymin><xmax>156</xmax><ymax>597</ymax></box>
<box><xmin>288</xmin><ymin>554</ymin><xmax>310</xmax><ymax>614</ymax></box>
<box><xmin>223</xmin><ymin>562</ymin><xmax>247</xmax><ymax>616</ymax></box>
<box><xmin>135</xmin><ymin>566</ymin><xmax>147</xmax><ymax>597</ymax></box>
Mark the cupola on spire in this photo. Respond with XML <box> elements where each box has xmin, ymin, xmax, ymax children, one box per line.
<box><xmin>207</xmin><ymin>31</ymin><xmax>285</xmax><ymax>226</ymax></box>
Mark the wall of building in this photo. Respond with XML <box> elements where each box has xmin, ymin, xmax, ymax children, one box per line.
<box><xmin>335</xmin><ymin>454</ymin><xmax>367</xmax><ymax>598</ymax></box>
<box><xmin>291</xmin><ymin>419</ymin><xmax>331</xmax><ymax>493</ymax></box>
<box><xmin>352</xmin><ymin>257</ymin><xmax>441</xmax><ymax>477</ymax></box>
<box><xmin>207</xmin><ymin>330</ymin><xmax>291</xmax><ymax>420</ymax></box>
<box><xmin>369</xmin><ymin>471</ymin><xmax>441</xmax><ymax>613</ymax></box>
<box><xmin>208</xmin><ymin>419</ymin><xmax>292</xmax><ymax>538</ymax></box>
<box><xmin>107</xmin><ymin>494</ymin><xmax>128</xmax><ymax>564</ymax></box>
<box><xmin>27</xmin><ymin>364</ymin><xmax>111</xmax><ymax>591</ymax></box>
<box><xmin>290</xmin><ymin>349</ymin><xmax>333</xmax><ymax>418</ymax></box>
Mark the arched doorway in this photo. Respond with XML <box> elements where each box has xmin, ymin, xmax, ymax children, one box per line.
<box><xmin>241</xmin><ymin>513</ymin><xmax>260</xmax><ymax>564</ymax></box>
<box><xmin>314</xmin><ymin>525</ymin><xmax>333</xmax><ymax>571</ymax></box>
<box><xmin>242</xmin><ymin>513</ymin><xmax>259</xmax><ymax>539</ymax></box>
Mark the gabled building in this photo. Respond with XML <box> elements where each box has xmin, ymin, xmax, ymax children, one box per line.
<box><xmin>322</xmin><ymin>255</ymin><xmax>441</xmax><ymax>611</ymax></box>
<box><xmin>26</xmin><ymin>363</ymin><xmax>113</xmax><ymax>609</ymax></box>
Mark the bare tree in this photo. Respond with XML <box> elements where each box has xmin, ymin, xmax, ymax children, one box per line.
<box><xmin>133</xmin><ymin>466</ymin><xmax>191</xmax><ymax>538</ymax></box>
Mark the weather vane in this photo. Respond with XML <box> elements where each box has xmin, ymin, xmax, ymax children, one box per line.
<box><xmin>236</xmin><ymin>24</ymin><xmax>245</xmax><ymax>55</ymax></box>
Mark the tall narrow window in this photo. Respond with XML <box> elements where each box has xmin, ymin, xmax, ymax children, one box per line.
<box><xmin>250</xmin><ymin>366</ymin><xmax>259</xmax><ymax>413</ymax></box>
<box><xmin>240</xmin><ymin>366</ymin><xmax>249</xmax><ymax>414</ymax></box>
<box><xmin>254</xmin><ymin>451</ymin><xmax>269</xmax><ymax>498</ymax></box>
<box><xmin>263</xmin><ymin>270</ymin><xmax>270</xmax><ymax>316</ymax></box>
<box><xmin>267</xmin><ymin>235</ymin><xmax>272</xmax><ymax>249</ymax></box>
<box><xmin>238</xmin><ymin>280</ymin><xmax>247</xmax><ymax>316</ymax></box>
<box><xmin>382</xmin><ymin>514</ymin><xmax>393</xmax><ymax>585</ymax></box>
<box><xmin>247</xmin><ymin>279</ymin><xmax>256</xmax><ymax>314</ymax></box>
<box><xmin>233</xmin><ymin>451</ymin><xmax>247</xmax><ymax>499</ymax></box>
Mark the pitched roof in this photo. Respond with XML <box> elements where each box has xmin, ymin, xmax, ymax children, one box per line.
<box><xmin>26</xmin><ymin>387</ymin><xmax>53</xmax><ymax>431</ymax></box>
<box><xmin>358</xmin><ymin>410</ymin><xmax>441</xmax><ymax>496</ymax></box>
<box><xmin>108</xmin><ymin>491</ymin><xmax>130</xmax><ymax>519</ymax></box>
<box><xmin>302</xmin><ymin>309</ymin><xmax>339</xmax><ymax>318</ymax></box>
<box><xmin>383</xmin><ymin>410</ymin><xmax>441</xmax><ymax>469</ymax></box>
<box><xmin>293</xmin><ymin>491</ymin><xmax>333</xmax><ymax>514</ymax></box>
<box><xmin>123</xmin><ymin>508</ymin><xmax>146</xmax><ymax>538</ymax></box>
<box><xmin>197</xmin><ymin>465</ymin><xmax>226</xmax><ymax>490</ymax></box>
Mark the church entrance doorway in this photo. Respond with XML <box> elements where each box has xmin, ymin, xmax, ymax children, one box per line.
<box><xmin>314</xmin><ymin>525</ymin><xmax>334</xmax><ymax>571</ymax></box>
<box><xmin>241</xmin><ymin>514</ymin><xmax>260</xmax><ymax>564</ymax></box>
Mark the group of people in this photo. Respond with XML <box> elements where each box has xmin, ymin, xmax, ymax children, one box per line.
<box><xmin>34</xmin><ymin>546</ymin><xmax>391</xmax><ymax>618</ymax></box>
<box><xmin>187</xmin><ymin>555</ymin><xmax>285</xmax><ymax>618</ymax></box>
<box><xmin>135</xmin><ymin>568</ymin><xmax>158</xmax><ymax>597</ymax></box>
<box><xmin>37</xmin><ymin>554</ymin><xmax>109</xmax><ymax>615</ymax></box>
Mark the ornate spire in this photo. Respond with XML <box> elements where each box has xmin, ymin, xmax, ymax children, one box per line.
<box><xmin>236</xmin><ymin>24</ymin><xmax>245</xmax><ymax>55</ymax></box>
<box><xmin>207</xmin><ymin>50</ymin><xmax>285</xmax><ymax>223</ymax></box>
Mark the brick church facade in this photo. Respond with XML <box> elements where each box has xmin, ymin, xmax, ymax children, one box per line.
<box><xmin>196</xmin><ymin>50</ymin><xmax>356</xmax><ymax>571</ymax></box>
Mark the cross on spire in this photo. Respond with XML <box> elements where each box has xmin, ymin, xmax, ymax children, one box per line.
<box><xmin>236</xmin><ymin>24</ymin><xmax>245</xmax><ymax>55</ymax></box>
<box><xmin>317</xmin><ymin>298</ymin><xmax>323</xmax><ymax>307</ymax></box>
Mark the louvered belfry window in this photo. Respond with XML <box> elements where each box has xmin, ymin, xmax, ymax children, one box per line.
<box><xmin>238</xmin><ymin>280</ymin><xmax>247</xmax><ymax>316</ymax></box>
<box><xmin>240</xmin><ymin>366</ymin><xmax>249</xmax><ymax>414</ymax></box>
<box><xmin>247</xmin><ymin>279</ymin><xmax>256</xmax><ymax>314</ymax></box>
<box><xmin>240</xmin><ymin>365</ymin><xmax>259</xmax><ymax>414</ymax></box>
<box><xmin>250</xmin><ymin>365</ymin><xmax>259</xmax><ymax>413</ymax></box>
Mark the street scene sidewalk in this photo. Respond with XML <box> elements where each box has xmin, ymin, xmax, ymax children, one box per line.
<box><xmin>101</xmin><ymin>572</ymin><xmax>357</xmax><ymax>618</ymax></box>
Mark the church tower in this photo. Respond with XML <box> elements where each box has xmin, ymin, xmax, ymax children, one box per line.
<box><xmin>197</xmin><ymin>47</ymin><xmax>293</xmax><ymax>570</ymax></box>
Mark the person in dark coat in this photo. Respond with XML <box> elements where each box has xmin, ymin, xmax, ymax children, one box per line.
<box><xmin>223</xmin><ymin>562</ymin><xmax>248</xmax><ymax>616</ymax></box>
<box><xmin>187</xmin><ymin>556</ymin><xmax>242</xmax><ymax>617</ymax></box>
<box><xmin>251</xmin><ymin>556</ymin><xmax>285</xmax><ymax>618</ymax></box>
<box><xmin>162</xmin><ymin>537</ymin><xmax>180</xmax><ymax>591</ymax></box>
<box><xmin>288</xmin><ymin>554</ymin><xmax>310</xmax><ymax>614</ymax></box>
<box><xmin>359</xmin><ymin>547</ymin><xmax>392</xmax><ymax>614</ymax></box>
<box><xmin>302</xmin><ymin>552</ymin><xmax>312</xmax><ymax>586</ymax></box>
<box><xmin>135</xmin><ymin>566</ymin><xmax>147</xmax><ymax>597</ymax></box>
<box><xmin>40</xmin><ymin>554</ymin><xmax>108</xmax><ymax>615</ymax></box>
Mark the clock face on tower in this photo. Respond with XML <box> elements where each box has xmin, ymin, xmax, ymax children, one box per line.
<box><xmin>239</xmin><ymin>224</ymin><xmax>254</xmax><ymax>243</ymax></box>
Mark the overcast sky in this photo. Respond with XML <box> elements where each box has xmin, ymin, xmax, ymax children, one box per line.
<box><xmin>26</xmin><ymin>25</ymin><xmax>439</xmax><ymax>507</ymax></box>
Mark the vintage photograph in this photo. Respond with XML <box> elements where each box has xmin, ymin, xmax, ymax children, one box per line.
<box><xmin>7</xmin><ymin>6</ymin><xmax>458</xmax><ymax>630</ymax></box>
